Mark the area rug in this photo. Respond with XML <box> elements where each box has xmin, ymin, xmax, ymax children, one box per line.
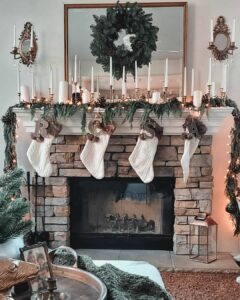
<box><xmin>161</xmin><ymin>271</ymin><xmax>240</xmax><ymax>300</ymax></box>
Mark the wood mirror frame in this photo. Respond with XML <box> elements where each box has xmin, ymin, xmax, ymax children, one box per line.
<box><xmin>64</xmin><ymin>2</ymin><xmax>188</xmax><ymax>92</ymax></box>
<box><xmin>208</xmin><ymin>16</ymin><xmax>237</xmax><ymax>61</ymax></box>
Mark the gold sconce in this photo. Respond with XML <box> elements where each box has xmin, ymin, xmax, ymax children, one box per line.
<box><xmin>11</xmin><ymin>22</ymin><xmax>38</xmax><ymax>66</ymax></box>
<box><xmin>208</xmin><ymin>16</ymin><xmax>237</xmax><ymax>61</ymax></box>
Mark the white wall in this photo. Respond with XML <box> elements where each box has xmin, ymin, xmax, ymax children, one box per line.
<box><xmin>0</xmin><ymin>0</ymin><xmax>240</xmax><ymax>252</ymax></box>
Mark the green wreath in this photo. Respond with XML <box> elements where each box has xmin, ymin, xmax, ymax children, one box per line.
<box><xmin>90</xmin><ymin>1</ymin><xmax>159</xmax><ymax>80</ymax></box>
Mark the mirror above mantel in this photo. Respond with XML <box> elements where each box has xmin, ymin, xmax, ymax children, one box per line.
<box><xmin>64</xmin><ymin>2</ymin><xmax>187</xmax><ymax>99</ymax></box>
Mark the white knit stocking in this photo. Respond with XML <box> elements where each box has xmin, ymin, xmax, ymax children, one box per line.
<box><xmin>129</xmin><ymin>136</ymin><xmax>158</xmax><ymax>183</ymax></box>
<box><xmin>27</xmin><ymin>136</ymin><xmax>54</xmax><ymax>177</ymax></box>
<box><xmin>181</xmin><ymin>137</ymin><xmax>200</xmax><ymax>182</ymax></box>
<box><xmin>80</xmin><ymin>132</ymin><xmax>110</xmax><ymax>179</ymax></box>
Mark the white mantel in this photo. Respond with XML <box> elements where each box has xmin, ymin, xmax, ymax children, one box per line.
<box><xmin>14</xmin><ymin>107</ymin><xmax>233</xmax><ymax>136</ymax></box>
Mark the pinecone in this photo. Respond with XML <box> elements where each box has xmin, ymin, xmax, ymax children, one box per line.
<box><xmin>97</xmin><ymin>96</ymin><xmax>107</xmax><ymax>107</ymax></box>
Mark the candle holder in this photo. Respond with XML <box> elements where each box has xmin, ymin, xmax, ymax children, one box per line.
<box><xmin>220</xmin><ymin>88</ymin><xmax>227</xmax><ymax>100</ymax></box>
<box><xmin>208</xmin><ymin>16</ymin><xmax>238</xmax><ymax>61</ymax></box>
<box><xmin>90</xmin><ymin>92</ymin><xmax>95</xmax><ymax>104</ymax></box>
<box><xmin>182</xmin><ymin>96</ymin><xmax>187</xmax><ymax>106</ymax></box>
<box><xmin>48</xmin><ymin>88</ymin><xmax>54</xmax><ymax>103</ymax></box>
<box><xmin>31</xmin><ymin>96</ymin><xmax>37</xmax><ymax>104</ymax></box>
<box><xmin>230</xmin><ymin>41</ymin><xmax>238</xmax><ymax>53</ymax></box>
<box><xmin>207</xmin><ymin>84</ymin><xmax>212</xmax><ymax>99</ymax></box>
<box><xmin>110</xmin><ymin>85</ymin><xmax>113</xmax><ymax>102</ymax></box>
<box><xmin>163</xmin><ymin>87</ymin><xmax>168</xmax><ymax>102</ymax></box>
<box><xmin>112</xmin><ymin>89</ymin><xmax>115</xmax><ymax>102</ymax></box>
<box><xmin>17</xmin><ymin>92</ymin><xmax>21</xmax><ymax>104</ymax></box>
<box><xmin>135</xmin><ymin>88</ymin><xmax>140</xmax><ymax>100</ymax></box>
<box><xmin>10</xmin><ymin>22</ymin><xmax>38</xmax><ymax>67</ymax></box>
<box><xmin>147</xmin><ymin>90</ymin><xmax>151</xmax><ymax>102</ymax></box>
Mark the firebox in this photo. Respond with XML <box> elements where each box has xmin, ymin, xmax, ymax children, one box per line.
<box><xmin>70</xmin><ymin>177</ymin><xmax>175</xmax><ymax>250</ymax></box>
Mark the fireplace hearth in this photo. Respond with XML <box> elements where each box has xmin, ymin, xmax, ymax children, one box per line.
<box><xmin>70</xmin><ymin>177</ymin><xmax>175</xmax><ymax>250</ymax></box>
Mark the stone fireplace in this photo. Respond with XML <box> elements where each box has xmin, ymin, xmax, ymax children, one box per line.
<box><xmin>32</xmin><ymin>133</ymin><xmax>212</xmax><ymax>254</ymax></box>
<box><xmin>15</xmin><ymin>107</ymin><xmax>231</xmax><ymax>254</ymax></box>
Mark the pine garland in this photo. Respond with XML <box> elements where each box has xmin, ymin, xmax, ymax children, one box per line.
<box><xmin>2</xmin><ymin>96</ymin><xmax>240</xmax><ymax>234</ymax></box>
<box><xmin>1</xmin><ymin>107</ymin><xmax>17</xmax><ymax>171</ymax></box>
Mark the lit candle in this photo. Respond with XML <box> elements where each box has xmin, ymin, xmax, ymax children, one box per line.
<box><xmin>49</xmin><ymin>65</ymin><xmax>53</xmax><ymax>94</ymax></box>
<box><xmin>17</xmin><ymin>63</ymin><xmax>20</xmax><ymax>94</ymax></box>
<box><xmin>232</xmin><ymin>19</ymin><xmax>236</xmax><ymax>43</ymax></box>
<box><xmin>78</xmin><ymin>59</ymin><xmax>81</xmax><ymax>86</ymax></box>
<box><xmin>13</xmin><ymin>24</ymin><xmax>16</xmax><ymax>48</ymax></box>
<box><xmin>110</xmin><ymin>56</ymin><xmax>113</xmax><ymax>86</ymax></box>
<box><xmin>31</xmin><ymin>71</ymin><xmax>35</xmax><ymax>99</ymax></box>
<box><xmin>191</xmin><ymin>68</ymin><xmax>194</xmax><ymax>96</ymax></box>
<box><xmin>147</xmin><ymin>63</ymin><xmax>151</xmax><ymax>91</ymax></box>
<box><xmin>164</xmin><ymin>58</ymin><xmax>168</xmax><ymax>88</ymax></box>
<box><xmin>207</xmin><ymin>57</ymin><xmax>212</xmax><ymax>85</ymax></box>
<box><xmin>91</xmin><ymin>66</ymin><xmax>94</xmax><ymax>93</ymax></box>
<box><xmin>183</xmin><ymin>66</ymin><xmax>187</xmax><ymax>97</ymax></box>
<box><xmin>122</xmin><ymin>66</ymin><xmax>126</xmax><ymax>97</ymax></box>
<box><xmin>30</xmin><ymin>25</ymin><xmax>33</xmax><ymax>49</ymax></box>
<box><xmin>221</xmin><ymin>64</ymin><xmax>227</xmax><ymax>92</ymax></box>
<box><xmin>135</xmin><ymin>61</ymin><xmax>138</xmax><ymax>89</ymax></box>
<box><xmin>210</xmin><ymin>19</ymin><xmax>214</xmax><ymax>43</ymax></box>
<box><xmin>74</xmin><ymin>55</ymin><xmax>77</xmax><ymax>83</ymax></box>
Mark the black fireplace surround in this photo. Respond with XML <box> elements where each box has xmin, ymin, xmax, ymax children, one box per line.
<box><xmin>70</xmin><ymin>177</ymin><xmax>175</xmax><ymax>250</ymax></box>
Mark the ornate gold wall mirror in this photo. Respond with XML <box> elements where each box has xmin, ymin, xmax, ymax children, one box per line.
<box><xmin>208</xmin><ymin>16</ymin><xmax>237</xmax><ymax>61</ymax></box>
<box><xmin>11</xmin><ymin>22</ymin><xmax>38</xmax><ymax>66</ymax></box>
<box><xmin>64</xmin><ymin>2</ymin><xmax>188</xmax><ymax>98</ymax></box>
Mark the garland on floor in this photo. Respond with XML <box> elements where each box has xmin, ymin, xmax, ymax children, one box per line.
<box><xmin>1</xmin><ymin>96</ymin><xmax>240</xmax><ymax>234</ymax></box>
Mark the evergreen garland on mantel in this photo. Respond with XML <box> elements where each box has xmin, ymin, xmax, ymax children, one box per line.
<box><xmin>2</xmin><ymin>96</ymin><xmax>240</xmax><ymax>234</ymax></box>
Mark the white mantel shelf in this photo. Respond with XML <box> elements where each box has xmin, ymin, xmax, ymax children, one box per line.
<box><xmin>14</xmin><ymin>107</ymin><xmax>233</xmax><ymax>136</ymax></box>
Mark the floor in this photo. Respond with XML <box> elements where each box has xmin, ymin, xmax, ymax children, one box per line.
<box><xmin>76</xmin><ymin>249</ymin><xmax>240</xmax><ymax>273</ymax></box>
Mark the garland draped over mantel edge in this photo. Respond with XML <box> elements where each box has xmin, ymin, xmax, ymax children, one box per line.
<box><xmin>2</xmin><ymin>96</ymin><xmax>240</xmax><ymax>235</ymax></box>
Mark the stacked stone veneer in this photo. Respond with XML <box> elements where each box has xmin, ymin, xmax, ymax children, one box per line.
<box><xmin>31</xmin><ymin>134</ymin><xmax>213</xmax><ymax>254</ymax></box>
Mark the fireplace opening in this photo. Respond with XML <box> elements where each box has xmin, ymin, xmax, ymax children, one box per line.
<box><xmin>70</xmin><ymin>177</ymin><xmax>175</xmax><ymax>250</ymax></box>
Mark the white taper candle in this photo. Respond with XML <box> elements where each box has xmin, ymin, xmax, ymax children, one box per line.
<box><xmin>78</xmin><ymin>59</ymin><xmax>81</xmax><ymax>86</ymax></box>
<box><xmin>210</xmin><ymin>19</ymin><xmax>214</xmax><ymax>43</ymax></box>
<box><xmin>17</xmin><ymin>63</ymin><xmax>20</xmax><ymax>94</ymax></box>
<box><xmin>13</xmin><ymin>24</ymin><xmax>16</xmax><ymax>48</ymax></box>
<box><xmin>164</xmin><ymin>58</ymin><xmax>168</xmax><ymax>88</ymax></box>
<box><xmin>97</xmin><ymin>76</ymin><xmax>99</xmax><ymax>97</ymax></box>
<box><xmin>232</xmin><ymin>19</ymin><xmax>236</xmax><ymax>43</ymax></box>
<box><xmin>122</xmin><ymin>66</ymin><xmax>126</xmax><ymax>96</ymax></box>
<box><xmin>30</xmin><ymin>25</ymin><xmax>33</xmax><ymax>49</ymax></box>
<box><xmin>221</xmin><ymin>64</ymin><xmax>227</xmax><ymax>92</ymax></box>
<box><xmin>135</xmin><ymin>61</ymin><xmax>138</xmax><ymax>89</ymax></box>
<box><xmin>31</xmin><ymin>71</ymin><xmax>35</xmax><ymax>99</ymax></box>
<box><xmin>49</xmin><ymin>65</ymin><xmax>53</xmax><ymax>94</ymax></box>
<box><xmin>211</xmin><ymin>82</ymin><xmax>215</xmax><ymax>97</ymax></box>
<box><xmin>208</xmin><ymin>57</ymin><xmax>212</xmax><ymax>85</ymax></box>
<box><xmin>183</xmin><ymin>66</ymin><xmax>187</xmax><ymax>97</ymax></box>
<box><xmin>191</xmin><ymin>68</ymin><xmax>194</xmax><ymax>96</ymax></box>
<box><xmin>110</xmin><ymin>56</ymin><xmax>113</xmax><ymax>86</ymax></box>
<box><xmin>91</xmin><ymin>66</ymin><xmax>94</xmax><ymax>93</ymax></box>
<box><xmin>147</xmin><ymin>63</ymin><xmax>151</xmax><ymax>91</ymax></box>
<box><xmin>74</xmin><ymin>55</ymin><xmax>78</xmax><ymax>83</ymax></box>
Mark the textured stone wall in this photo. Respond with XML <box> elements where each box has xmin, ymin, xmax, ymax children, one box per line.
<box><xmin>30</xmin><ymin>134</ymin><xmax>213</xmax><ymax>253</ymax></box>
